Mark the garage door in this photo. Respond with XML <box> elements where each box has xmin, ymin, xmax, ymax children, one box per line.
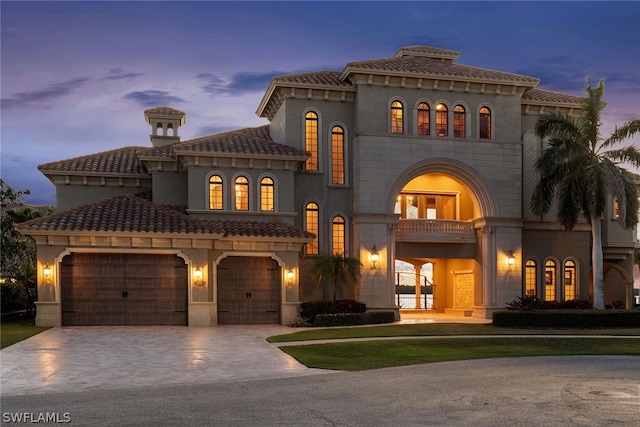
<box><xmin>61</xmin><ymin>253</ymin><xmax>187</xmax><ymax>326</ymax></box>
<box><xmin>217</xmin><ymin>257</ymin><xmax>281</xmax><ymax>324</ymax></box>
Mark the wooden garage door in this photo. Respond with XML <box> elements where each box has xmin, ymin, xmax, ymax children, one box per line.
<box><xmin>217</xmin><ymin>257</ymin><xmax>281</xmax><ymax>324</ymax></box>
<box><xmin>61</xmin><ymin>253</ymin><xmax>187</xmax><ymax>326</ymax></box>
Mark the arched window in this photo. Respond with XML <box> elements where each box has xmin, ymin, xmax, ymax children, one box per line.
<box><xmin>167</xmin><ymin>123</ymin><xmax>174</xmax><ymax>137</ymax></box>
<box><xmin>525</xmin><ymin>259</ymin><xmax>537</xmax><ymax>297</ymax></box>
<box><xmin>234</xmin><ymin>176</ymin><xmax>249</xmax><ymax>211</ymax></box>
<box><xmin>435</xmin><ymin>104</ymin><xmax>448</xmax><ymax>136</ymax></box>
<box><xmin>564</xmin><ymin>260</ymin><xmax>576</xmax><ymax>301</ymax></box>
<box><xmin>331</xmin><ymin>126</ymin><xmax>345</xmax><ymax>185</ymax></box>
<box><xmin>305</xmin><ymin>202</ymin><xmax>319</xmax><ymax>255</ymax></box>
<box><xmin>156</xmin><ymin>123</ymin><xmax>163</xmax><ymax>136</ymax></box>
<box><xmin>332</xmin><ymin>215</ymin><xmax>345</xmax><ymax>256</ymax></box>
<box><xmin>391</xmin><ymin>101</ymin><xmax>403</xmax><ymax>134</ymax></box>
<box><xmin>209</xmin><ymin>175</ymin><xmax>224</xmax><ymax>210</ymax></box>
<box><xmin>260</xmin><ymin>177</ymin><xmax>274</xmax><ymax>212</ymax></box>
<box><xmin>417</xmin><ymin>102</ymin><xmax>430</xmax><ymax>135</ymax></box>
<box><xmin>544</xmin><ymin>260</ymin><xmax>557</xmax><ymax>301</ymax></box>
<box><xmin>479</xmin><ymin>107</ymin><xmax>492</xmax><ymax>139</ymax></box>
<box><xmin>305</xmin><ymin>112</ymin><xmax>319</xmax><ymax>171</ymax></box>
<box><xmin>453</xmin><ymin>105</ymin><xmax>465</xmax><ymax>137</ymax></box>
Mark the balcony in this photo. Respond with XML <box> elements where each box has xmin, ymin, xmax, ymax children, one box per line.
<box><xmin>396</xmin><ymin>219</ymin><xmax>476</xmax><ymax>243</ymax></box>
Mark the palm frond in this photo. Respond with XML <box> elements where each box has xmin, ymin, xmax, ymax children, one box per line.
<box><xmin>534</xmin><ymin>110</ymin><xmax>580</xmax><ymax>141</ymax></box>
<box><xmin>602</xmin><ymin>119</ymin><xmax>640</xmax><ymax>150</ymax></box>
<box><xmin>581</xmin><ymin>79</ymin><xmax>606</xmax><ymax>150</ymax></box>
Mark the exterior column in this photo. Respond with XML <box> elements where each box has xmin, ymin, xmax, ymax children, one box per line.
<box><xmin>415</xmin><ymin>266</ymin><xmax>421</xmax><ymax>309</ymax></box>
<box><xmin>480</xmin><ymin>226</ymin><xmax>497</xmax><ymax>308</ymax></box>
<box><xmin>386</xmin><ymin>222</ymin><xmax>398</xmax><ymax>308</ymax></box>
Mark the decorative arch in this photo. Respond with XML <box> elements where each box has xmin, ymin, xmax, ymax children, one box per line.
<box><xmin>387</xmin><ymin>158</ymin><xmax>498</xmax><ymax>218</ymax></box>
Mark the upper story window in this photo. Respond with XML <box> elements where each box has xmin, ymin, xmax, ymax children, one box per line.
<box><xmin>209</xmin><ymin>174</ymin><xmax>224</xmax><ymax>210</ymax></box>
<box><xmin>435</xmin><ymin>104</ymin><xmax>448</xmax><ymax>136</ymax></box>
<box><xmin>234</xmin><ymin>176</ymin><xmax>249</xmax><ymax>211</ymax></box>
<box><xmin>305</xmin><ymin>112</ymin><xmax>319</xmax><ymax>171</ymax></box>
<box><xmin>525</xmin><ymin>259</ymin><xmax>537</xmax><ymax>297</ymax></box>
<box><xmin>260</xmin><ymin>177</ymin><xmax>275</xmax><ymax>212</ymax></box>
<box><xmin>417</xmin><ymin>102</ymin><xmax>430</xmax><ymax>135</ymax></box>
<box><xmin>544</xmin><ymin>259</ymin><xmax>557</xmax><ymax>301</ymax></box>
<box><xmin>391</xmin><ymin>101</ymin><xmax>404</xmax><ymax>134</ymax></box>
<box><xmin>331</xmin><ymin>126</ymin><xmax>345</xmax><ymax>185</ymax></box>
<box><xmin>453</xmin><ymin>105</ymin><xmax>465</xmax><ymax>137</ymax></box>
<box><xmin>564</xmin><ymin>260</ymin><xmax>576</xmax><ymax>300</ymax></box>
<box><xmin>305</xmin><ymin>202</ymin><xmax>319</xmax><ymax>255</ymax></box>
<box><xmin>612</xmin><ymin>196</ymin><xmax>620</xmax><ymax>219</ymax></box>
<box><xmin>479</xmin><ymin>107</ymin><xmax>492</xmax><ymax>139</ymax></box>
<box><xmin>332</xmin><ymin>215</ymin><xmax>346</xmax><ymax>256</ymax></box>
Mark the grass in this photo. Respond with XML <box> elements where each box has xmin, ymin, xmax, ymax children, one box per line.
<box><xmin>267</xmin><ymin>323</ymin><xmax>640</xmax><ymax>343</ymax></box>
<box><xmin>279</xmin><ymin>337</ymin><xmax>640</xmax><ymax>371</ymax></box>
<box><xmin>1</xmin><ymin>316</ymin><xmax>49</xmax><ymax>349</ymax></box>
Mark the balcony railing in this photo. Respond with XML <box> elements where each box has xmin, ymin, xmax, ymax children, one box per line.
<box><xmin>396</xmin><ymin>219</ymin><xmax>476</xmax><ymax>243</ymax></box>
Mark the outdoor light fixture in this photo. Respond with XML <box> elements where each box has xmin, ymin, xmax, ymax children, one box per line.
<box><xmin>370</xmin><ymin>245</ymin><xmax>379</xmax><ymax>269</ymax></box>
<box><xmin>193</xmin><ymin>267</ymin><xmax>204</xmax><ymax>286</ymax></box>
<box><xmin>506</xmin><ymin>251</ymin><xmax>516</xmax><ymax>267</ymax></box>
<box><xmin>286</xmin><ymin>269</ymin><xmax>295</xmax><ymax>283</ymax></box>
<box><xmin>43</xmin><ymin>263</ymin><xmax>52</xmax><ymax>280</ymax></box>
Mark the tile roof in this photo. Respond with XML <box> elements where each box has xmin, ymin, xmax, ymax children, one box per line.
<box><xmin>394</xmin><ymin>45</ymin><xmax>461</xmax><ymax>60</ymax></box>
<box><xmin>38</xmin><ymin>147</ymin><xmax>148</xmax><ymax>175</ymax></box>
<box><xmin>16</xmin><ymin>194</ymin><xmax>221</xmax><ymax>235</ymax></box>
<box><xmin>342</xmin><ymin>55</ymin><xmax>540</xmax><ymax>85</ymax></box>
<box><xmin>522</xmin><ymin>88</ymin><xmax>583</xmax><ymax>105</ymax></box>
<box><xmin>173</xmin><ymin>125</ymin><xmax>309</xmax><ymax>158</ymax></box>
<box><xmin>212</xmin><ymin>220</ymin><xmax>315</xmax><ymax>239</ymax></box>
<box><xmin>16</xmin><ymin>194</ymin><xmax>314</xmax><ymax>240</ymax></box>
<box><xmin>144</xmin><ymin>106</ymin><xmax>186</xmax><ymax>117</ymax></box>
<box><xmin>272</xmin><ymin>71</ymin><xmax>353</xmax><ymax>87</ymax></box>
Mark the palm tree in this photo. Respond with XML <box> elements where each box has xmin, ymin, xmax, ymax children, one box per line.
<box><xmin>311</xmin><ymin>253</ymin><xmax>362</xmax><ymax>302</ymax></box>
<box><xmin>531</xmin><ymin>79</ymin><xmax>640</xmax><ymax>309</ymax></box>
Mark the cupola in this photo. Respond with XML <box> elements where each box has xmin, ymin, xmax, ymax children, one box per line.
<box><xmin>143</xmin><ymin>106</ymin><xmax>186</xmax><ymax>147</ymax></box>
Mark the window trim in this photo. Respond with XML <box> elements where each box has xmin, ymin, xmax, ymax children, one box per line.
<box><xmin>304</xmin><ymin>200</ymin><xmax>321</xmax><ymax>255</ymax></box>
<box><xmin>258</xmin><ymin>174</ymin><xmax>277</xmax><ymax>212</ymax></box>
<box><xmin>207</xmin><ymin>171</ymin><xmax>226</xmax><ymax>210</ymax></box>
<box><xmin>389</xmin><ymin>98</ymin><xmax>406</xmax><ymax>134</ymax></box>
<box><xmin>232</xmin><ymin>174</ymin><xmax>251</xmax><ymax>211</ymax></box>
<box><xmin>303</xmin><ymin>109</ymin><xmax>321</xmax><ymax>171</ymax></box>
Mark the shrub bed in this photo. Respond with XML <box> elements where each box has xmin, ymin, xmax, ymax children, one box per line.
<box><xmin>313</xmin><ymin>311</ymin><xmax>396</xmax><ymax>327</ymax></box>
<box><xmin>299</xmin><ymin>299</ymin><xmax>367</xmax><ymax>324</ymax></box>
<box><xmin>493</xmin><ymin>309</ymin><xmax>640</xmax><ymax>328</ymax></box>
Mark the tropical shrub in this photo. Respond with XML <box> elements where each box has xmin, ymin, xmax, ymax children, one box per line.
<box><xmin>299</xmin><ymin>299</ymin><xmax>366</xmax><ymax>324</ymax></box>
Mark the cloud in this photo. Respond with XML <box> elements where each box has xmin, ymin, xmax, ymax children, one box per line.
<box><xmin>102</xmin><ymin>68</ymin><xmax>143</xmax><ymax>81</ymax></box>
<box><xmin>197</xmin><ymin>71</ymin><xmax>281</xmax><ymax>96</ymax></box>
<box><xmin>1</xmin><ymin>77</ymin><xmax>90</xmax><ymax>109</ymax></box>
<box><xmin>123</xmin><ymin>90</ymin><xmax>185</xmax><ymax>107</ymax></box>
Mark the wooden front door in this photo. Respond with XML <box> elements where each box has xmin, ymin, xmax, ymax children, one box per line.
<box><xmin>217</xmin><ymin>257</ymin><xmax>281</xmax><ymax>324</ymax></box>
<box><xmin>61</xmin><ymin>253</ymin><xmax>187</xmax><ymax>326</ymax></box>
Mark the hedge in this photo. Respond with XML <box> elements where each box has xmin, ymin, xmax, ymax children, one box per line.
<box><xmin>493</xmin><ymin>309</ymin><xmax>640</xmax><ymax>328</ymax></box>
<box><xmin>300</xmin><ymin>299</ymin><xmax>367</xmax><ymax>324</ymax></box>
<box><xmin>314</xmin><ymin>311</ymin><xmax>396</xmax><ymax>327</ymax></box>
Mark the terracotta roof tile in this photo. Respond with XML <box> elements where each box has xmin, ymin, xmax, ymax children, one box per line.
<box><xmin>212</xmin><ymin>220</ymin><xmax>315</xmax><ymax>239</ymax></box>
<box><xmin>272</xmin><ymin>71</ymin><xmax>352</xmax><ymax>87</ymax></box>
<box><xmin>17</xmin><ymin>194</ymin><xmax>221</xmax><ymax>235</ymax></box>
<box><xmin>17</xmin><ymin>195</ymin><xmax>313</xmax><ymax>240</ymax></box>
<box><xmin>143</xmin><ymin>106</ymin><xmax>186</xmax><ymax>117</ymax></box>
<box><xmin>342</xmin><ymin>55</ymin><xmax>540</xmax><ymax>85</ymax></box>
<box><xmin>394</xmin><ymin>45</ymin><xmax>461</xmax><ymax>60</ymax></box>
<box><xmin>38</xmin><ymin>147</ymin><xmax>149</xmax><ymax>175</ymax></box>
<box><xmin>174</xmin><ymin>125</ymin><xmax>308</xmax><ymax>158</ymax></box>
<box><xmin>522</xmin><ymin>88</ymin><xmax>583</xmax><ymax>105</ymax></box>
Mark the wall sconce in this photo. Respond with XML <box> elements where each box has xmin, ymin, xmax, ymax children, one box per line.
<box><xmin>286</xmin><ymin>269</ymin><xmax>295</xmax><ymax>284</ymax></box>
<box><xmin>193</xmin><ymin>266</ymin><xmax>205</xmax><ymax>286</ymax></box>
<box><xmin>43</xmin><ymin>263</ymin><xmax>52</xmax><ymax>281</ymax></box>
<box><xmin>370</xmin><ymin>245</ymin><xmax>379</xmax><ymax>269</ymax></box>
<box><xmin>506</xmin><ymin>251</ymin><xmax>516</xmax><ymax>267</ymax></box>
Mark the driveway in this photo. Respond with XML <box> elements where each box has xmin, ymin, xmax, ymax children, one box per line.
<box><xmin>0</xmin><ymin>325</ymin><xmax>330</xmax><ymax>396</ymax></box>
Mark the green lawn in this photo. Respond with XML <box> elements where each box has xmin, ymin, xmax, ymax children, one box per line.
<box><xmin>267</xmin><ymin>323</ymin><xmax>640</xmax><ymax>343</ymax></box>
<box><xmin>279</xmin><ymin>337</ymin><xmax>640</xmax><ymax>371</ymax></box>
<box><xmin>1</xmin><ymin>317</ymin><xmax>49</xmax><ymax>349</ymax></box>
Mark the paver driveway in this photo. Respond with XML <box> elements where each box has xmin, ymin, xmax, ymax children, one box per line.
<box><xmin>0</xmin><ymin>325</ymin><xmax>329</xmax><ymax>396</ymax></box>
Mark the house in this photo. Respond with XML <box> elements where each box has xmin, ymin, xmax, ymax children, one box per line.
<box><xmin>18</xmin><ymin>46</ymin><xmax>638</xmax><ymax>326</ymax></box>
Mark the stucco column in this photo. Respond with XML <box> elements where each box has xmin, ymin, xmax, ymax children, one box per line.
<box><xmin>480</xmin><ymin>226</ymin><xmax>497</xmax><ymax>308</ymax></box>
<box><xmin>415</xmin><ymin>266</ymin><xmax>421</xmax><ymax>309</ymax></box>
<box><xmin>387</xmin><ymin>222</ymin><xmax>398</xmax><ymax>308</ymax></box>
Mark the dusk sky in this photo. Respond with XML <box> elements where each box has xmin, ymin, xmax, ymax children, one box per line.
<box><xmin>2</xmin><ymin>1</ymin><xmax>639</xmax><ymax>206</ymax></box>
